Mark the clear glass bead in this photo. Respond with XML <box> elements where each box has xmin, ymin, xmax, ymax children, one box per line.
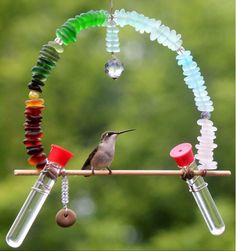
<box><xmin>105</xmin><ymin>58</ymin><xmax>124</xmax><ymax>79</ymax></box>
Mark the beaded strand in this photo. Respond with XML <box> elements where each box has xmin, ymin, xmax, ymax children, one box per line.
<box><xmin>106</xmin><ymin>16</ymin><xmax>120</xmax><ymax>53</ymax></box>
<box><xmin>113</xmin><ymin>9</ymin><xmax>183</xmax><ymax>51</ymax></box>
<box><xmin>113</xmin><ymin>9</ymin><xmax>217</xmax><ymax>169</ymax></box>
<box><xmin>24</xmin><ymin>11</ymin><xmax>109</xmax><ymax>170</ymax></box>
<box><xmin>56</xmin><ymin>10</ymin><xmax>108</xmax><ymax>45</ymax></box>
<box><xmin>24</xmin><ymin>9</ymin><xmax>218</xmax><ymax>170</ymax></box>
<box><xmin>195</xmin><ymin>118</ymin><xmax>218</xmax><ymax>169</ymax></box>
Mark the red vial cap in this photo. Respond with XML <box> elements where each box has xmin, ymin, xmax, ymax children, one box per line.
<box><xmin>48</xmin><ymin>144</ymin><xmax>74</xmax><ymax>168</ymax></box>
<box><xmin>170</xmin><ymin>143</ymin><xmax>194</xmax><ymax>167</ymax></box>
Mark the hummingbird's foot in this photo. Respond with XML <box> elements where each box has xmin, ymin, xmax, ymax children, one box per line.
<box><xmin>106</xmin><ymin>167</ymin><xmax>112</xmax><ymax>175</ymax></box>
<box><xmin>91</xmin><ymin>167</ymin><xmax>95</xmax><ymax>176</ymax></box>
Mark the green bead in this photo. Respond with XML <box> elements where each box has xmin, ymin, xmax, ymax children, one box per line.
<box><xmin>38</xmin><ymin>57</ymin><xmax>56</xmax><ymax>68</ymax></box>
<box><xmin>36</xmin><ymin>60</ymin><xmax>52</xmax><ymax>71</ymax></box>
<box><xmin>75</xmin><ymin>16</ymin><xmax>87</xmax><ymax>30</ymax></box>
<box><xmin>48</xmin><ymin>41</ymin><xmax>64</xmax><ymax>53</ymax></box>
<box><xmin>56</xmin><ymin>10</ymin><xmax>108</xmax><ymax>45</ymax></box>
<box><xmin>56</xmin><ymin>29</ymin><xmax>70</xmax><ymax>45</ymax></box>
<box><xmin>32</xmin><ymin>73</ymin><xmax>47</xmax><ymax>82</ymax></box>
<box><xmin>62</xmin><ymin>24</ymin><xmax>77</xmax><ymax>41</ymax></box>
<box><xmin>40</xmin><ymin>49</ymin><xmax>59</xmax><ymax>62</ymax></box>
<box><xmin>42</xmin><ymin>45</ymin><xmax>60</xmax><ymax>60</ymax></box>
<box><xmin>32</xmin><ymin>66</ymin><xmax>50</xmax><ymax>77</ymax></box>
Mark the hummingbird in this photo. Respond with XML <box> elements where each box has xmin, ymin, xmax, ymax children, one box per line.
<box><xmin>81</xmin><ymin>129</ymin><xmax>136</xmax><ymax>176</ymax></box>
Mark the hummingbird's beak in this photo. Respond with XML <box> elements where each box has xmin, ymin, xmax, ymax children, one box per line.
<box><xmin>117</xmin><ymin>129</ymin><xmax>136</xmax><ymax>135</ymax></box>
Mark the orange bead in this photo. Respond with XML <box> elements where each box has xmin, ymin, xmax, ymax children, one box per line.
<box><xmin>28</xmin><ymin>153</ymin><xmax>46</xmax><ymax>166</ymax></box>
<box><xmin>25</xmin><ymin>99</ymin><xmax>45</xmax><ymax>107</ymax></box>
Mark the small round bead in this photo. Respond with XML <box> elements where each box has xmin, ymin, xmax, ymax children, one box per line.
<box><xmin>201</xmin><ymin>111</ymin><xmax>211</xmax><ymax>119</ymax></box>
<box><xmin>49</xmin><ymin>41</ymin><xmax>64</xmax><ymax>53</ymax></box>
<box><xmin>29</xmin><ymin>90</ymin><xmax>40</xmax><ymax>100</ymax></box>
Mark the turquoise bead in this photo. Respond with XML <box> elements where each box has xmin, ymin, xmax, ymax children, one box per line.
<box><xmin>114</xmin><ymin>9</ymin><xmax>182</xmax><ymax>51</ymax></box>
<box><xmin>176</xmin><ymin>50</ymin><xmax>214</xmax><ymax>112</ymax></box>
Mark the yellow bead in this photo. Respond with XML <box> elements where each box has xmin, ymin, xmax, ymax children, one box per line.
<box><xmin>29</xmin><ymin>90</ymin><xmax>40</xmax><ymax>100</ymax></box>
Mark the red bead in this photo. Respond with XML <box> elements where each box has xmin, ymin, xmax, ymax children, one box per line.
<box><xmin>36</xmin><ymin>159</ymin><xmax>47</xmax><ymax>170</ymax></box>
<box><xmin>25</xmin><ymin>106</ymin><xmax>45</xmax><ymax>113</ymax></box>
<box><xmin>23</xmin><ymin>138</ymin><xmax>42</xmax><ymax>147</ymax></box>
<box><xmin>25</xmin><ymin>120</ymin><xmax>42</xmax><ymax>125</ymax></box>
<box><xmin>25</xmin><ymin>114</ymin><xmax>42</xmax><ymax>122</ymax></box>
<box><xmin>25</xmin><ymin>131</ymin><xmax>43</xmax><ymax>139</ymax></box>
<box><xmin>25</xmin><ymin>114</ymin><xmax>42</xmax><ymax>120</ymax></box>
<box><xmin>28</xmin><ymin>153</ymin><xmax>46</xmax><ymax>166</ymax></box>
<box><xmin>26</xmin><ymin>145</ymin><xmax>44</xmax><ymax>155</ymax></box>
<box><xmin>24</xmin><ymin>110</ymin><xmax>41</xmax><ymax>116</ymax></box>
<box><xmin>24</xmin><ymin>123</ymin><xmax>41</xmax><ymax>128</ymax></box>
<box><xmin>24</xmin><ymin>126</ymin><xmax>41</xmax><ymax>132</ymax></box>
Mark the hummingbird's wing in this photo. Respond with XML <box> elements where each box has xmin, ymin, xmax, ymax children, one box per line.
<box><xmin>81</xmin><ymin>146</ymin><xmax>98</xmax><ymax>170</ymax></box>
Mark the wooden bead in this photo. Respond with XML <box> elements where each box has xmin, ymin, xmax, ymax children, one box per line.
<box><xmin>56</xmin><ymin>208</ymin><xmax>77</xmax><ymax>228</ymax></box>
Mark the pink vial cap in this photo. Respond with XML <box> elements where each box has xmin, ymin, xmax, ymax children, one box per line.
<box><xmin>48</xmin><ymin>144</ymin><xmax>74</xmax><ymax>168</ymax></box>
<box><xmin>170</xmin><ymin>143</ymin><xmax>194</xmax><ymax>167</ymax></box>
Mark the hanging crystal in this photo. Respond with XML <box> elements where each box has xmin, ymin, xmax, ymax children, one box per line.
<box><xmin>105</xmin><ymin>57</ymin><xmax>124</xmax><ymax>80</ymax></box>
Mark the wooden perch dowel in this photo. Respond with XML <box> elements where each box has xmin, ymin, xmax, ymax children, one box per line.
<box><xmin>14</xmin><ymin>169</ymin><xmax>231</xmax><ymax>177</ymax></box>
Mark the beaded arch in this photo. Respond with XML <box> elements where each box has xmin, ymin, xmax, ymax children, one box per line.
<box><xmin>24</xmin><ymin>9</ymin><xmax>217</xmax><ymax>171</ymax></box>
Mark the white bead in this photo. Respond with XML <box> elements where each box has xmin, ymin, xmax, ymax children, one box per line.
<box><xmin>195</xmin><ymin>119</ymin><xmax>218</xmax><ymax>169</ymax></box>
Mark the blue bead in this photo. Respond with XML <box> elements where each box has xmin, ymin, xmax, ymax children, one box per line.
<box><xmin>176</xmin><ymin>50</ymin><xmax>214</xmax><ymax>112</ymax></box>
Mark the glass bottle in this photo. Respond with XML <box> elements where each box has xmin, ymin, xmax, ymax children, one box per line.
<box><xmin>170</xmin><ymin>143</ymin><xmax>225</xmax><ymax>235</ymax></box>
<box><xmin>6</xmin><ymin>144</ymin><xmax>73</xmax><ymax>248</ymax></box>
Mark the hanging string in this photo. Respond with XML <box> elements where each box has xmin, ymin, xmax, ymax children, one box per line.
<box><xmin>110</xmin><ymin>0</ymin><xmax>114</xmax><ymax>17</ymax></box>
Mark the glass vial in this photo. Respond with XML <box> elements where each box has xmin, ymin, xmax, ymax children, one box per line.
<box><xmin>6</xmin><ymin>145</ymin><xmax>73</xmax><ymax>248</ymax></box>
<box><xmin>170</xmin><ymin>143</ymin><xmax>225</xmax><ymax>235</ymax></box>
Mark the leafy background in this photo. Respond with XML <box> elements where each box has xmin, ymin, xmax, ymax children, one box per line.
<box><xmin>0</xmin><ymin>0</ymin><xmax>234</xmax><ymax>250</ymax></box>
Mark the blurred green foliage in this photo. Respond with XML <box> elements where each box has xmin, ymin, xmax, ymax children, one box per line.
<box><xmin>0</xmin><ymin>0</ymin><xmax>234</xmax><ymax>250</ymax></box>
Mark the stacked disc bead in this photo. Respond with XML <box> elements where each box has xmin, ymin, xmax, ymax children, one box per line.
<box><xmin>114</xmin><ymin>9</ymin><xmax>183</xmax><ymax>51</ymax></box>
<box><xmin>106</xmin><ymin>16</ymin><xmax>120</xmax><ymax>53</ymax></box>
<box><xmin>176</xmin><ymin>50</ymin><xmax>217</xmax><ymax>169</ymax></box>
<box><xmin>24</xmin><ymin>40</ymin><xmax>63</xmax><ymax>169</ymax></box>
<box><xmin>24</xmin><ymin>11</ymin><xmax>109</xmax><ymax>169</ymax></box>
<box><xmin>24</xmin><ymin>93</ymin><xmax>46</xmax><ymax>169</ymax></box>
<box><xmin>29</xmin><ymin>41</ymin><xmax>63</xmax><ymax>93</ymax></box>
<box><xmin>56</xmin><ymin>10</ymin><xmax>108</xmax><ymax>45</ymax></box>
